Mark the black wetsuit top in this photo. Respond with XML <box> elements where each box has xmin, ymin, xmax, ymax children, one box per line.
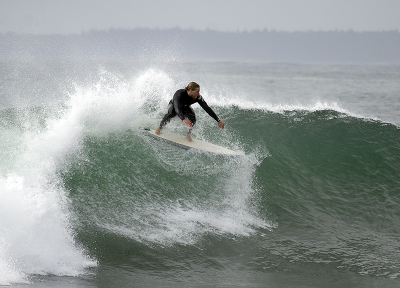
<box><xmin>171</xmin><ymin>89</ymin><xmax>220</xmax><ymax>122</ymax></box>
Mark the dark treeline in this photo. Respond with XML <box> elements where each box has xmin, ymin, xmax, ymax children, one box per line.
<box><xmin>1</xmin><ymin>28</ymin><xmax>400</xmax><ymax>63</ymax></box>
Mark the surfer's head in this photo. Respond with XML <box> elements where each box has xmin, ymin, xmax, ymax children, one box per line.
<box><xmin>185</xmin><ymin>82</ymin><xmax>200</xmax><ymax>92</ymax></box>
<box><xmin>186</xmin><ymin>82</ymin><xmax>200</xmax><ymax>99</ymax></box>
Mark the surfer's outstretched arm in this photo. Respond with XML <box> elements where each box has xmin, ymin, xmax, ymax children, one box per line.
<box><xmin>197</xmin><ymin>96</ymin><xmax>224</xmax><ymax>129</ymax></box>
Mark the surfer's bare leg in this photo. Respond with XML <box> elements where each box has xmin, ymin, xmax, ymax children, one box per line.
<box><xmin>183</xmin><ymin>107</ymin><xmax>195</xmax><ymax>142</ymax></box>
<box><xmin>182</xmin><ymin>120</ymin><xmax>193</xmax><ymax>142</ymax></box>
<box><xmin>186</xmin><ymin>130</ymin><xmax>193</xmax><ymax>142</ymax></box>
<box><xmin>155</xmin><ymin>127</ymin><xmax>161</xmax><ymax>135</ymax></box>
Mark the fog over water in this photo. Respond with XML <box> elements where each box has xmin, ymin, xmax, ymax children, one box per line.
<box><xmin>1</xmin><ymin>0</ymin><xmax>400</xmax><ymax>34</ymax></box>
<box><xmin>1</xmin><ymin>29</ymin><xmax>400</xmax><ymax>63</ymax></box>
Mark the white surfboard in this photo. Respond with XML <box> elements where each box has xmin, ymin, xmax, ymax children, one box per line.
<box><xmin>145</xmin><ymin>129</ymin><xmax>242</xmax><ymax>156</ymax></box>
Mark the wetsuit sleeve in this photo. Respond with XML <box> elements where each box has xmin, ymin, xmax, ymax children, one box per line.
<box><xmin>197</xmin><ymin>96</ymin><xmax>220</xmax><ymax>122</ymax></box>
<box><xmin>173</xmin><ymin>90</ymin><xmax>186</xmax><ymax>121</ymax></box>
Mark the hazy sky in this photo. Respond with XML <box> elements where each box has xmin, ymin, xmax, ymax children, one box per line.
<box><xmin>1</xmin><ymin>0</ymin><xmax>400</xmax><ymax>34</ymax></box>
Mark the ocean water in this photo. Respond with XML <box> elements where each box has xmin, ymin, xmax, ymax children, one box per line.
<box><xmin>1</xmin><ymin>61</ymin><xmax>400</xmax><ymax>288</ymax></box>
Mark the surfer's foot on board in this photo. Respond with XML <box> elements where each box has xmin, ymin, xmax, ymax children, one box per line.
<box><xmin>186</xmin><ymin>133</ymin><xmax>193</xmax><ymax>142</ymax></box>
<box><xmin>155</xmin><ymin>127</ymin><xmax>161</xmax><ymax>135</ymax></box>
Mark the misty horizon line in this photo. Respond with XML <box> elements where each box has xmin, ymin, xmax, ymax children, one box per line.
<box><xmin>2</xmin><ymin>27</ymin><xmax>400</xmax><ymax>36</ymax></box>
<box><xmin>2</xmin><ymin>27</ymin><xmax>400</xmax><ymax>63</ymax></box>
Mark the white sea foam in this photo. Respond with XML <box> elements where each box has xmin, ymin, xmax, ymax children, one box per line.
<box><xmin>0</xmin><ymin>85</ymin><xmax>101</xmax><ymax>284</ymax></box>
<box><xmin>201</xmin><ymin>88</ymin><xmax>351</xmax><ymax>115</ymax></box>
<box><xmin>0</xmin><ymin>175</ymin><xmax>96</xmax><ymax>285</ymax></box>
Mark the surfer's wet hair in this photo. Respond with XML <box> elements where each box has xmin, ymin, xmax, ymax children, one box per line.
<box><xmin>185</xmin><ymin>82</ymin><xmax>200</xmax><ymax>91</ymax></box>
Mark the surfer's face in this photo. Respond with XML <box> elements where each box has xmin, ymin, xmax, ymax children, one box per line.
<box><xmin>188</xmin><ymin>88</ymin><xmax>200</xmax><ymax>99</ymax></box>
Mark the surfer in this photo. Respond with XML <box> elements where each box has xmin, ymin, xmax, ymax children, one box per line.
<box><xmin>155</xmin><ymin>82</ymin><xmax>225</xmax><ymax>142</ymax></box>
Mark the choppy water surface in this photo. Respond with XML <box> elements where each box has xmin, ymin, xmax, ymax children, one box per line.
<box><xmin>1</xmin><ymin>62</ymin><xmax>400</xmax><ymax>287</ymax></box>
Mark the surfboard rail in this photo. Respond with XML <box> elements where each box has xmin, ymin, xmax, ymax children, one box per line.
<box><xmin>144</xmin><ymin>128</ymin><xmax>243</xmax><ymax>156</ymax></box>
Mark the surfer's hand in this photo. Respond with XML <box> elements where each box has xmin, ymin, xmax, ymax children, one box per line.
<box><xmin>218</xmin><ymin>120</ymin><xmax>225</xmax><ymax>129</ymax></box>
<box><xmin>183</xmin><ymin>119</ymin><xmax>192</xmax><ymax>127</ymax></box>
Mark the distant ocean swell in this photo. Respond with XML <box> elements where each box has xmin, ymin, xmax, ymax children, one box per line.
<box><xmin>1</xmin><ymin>69</ymin><xmax>400</xmax><ymax>285</ymax></box>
